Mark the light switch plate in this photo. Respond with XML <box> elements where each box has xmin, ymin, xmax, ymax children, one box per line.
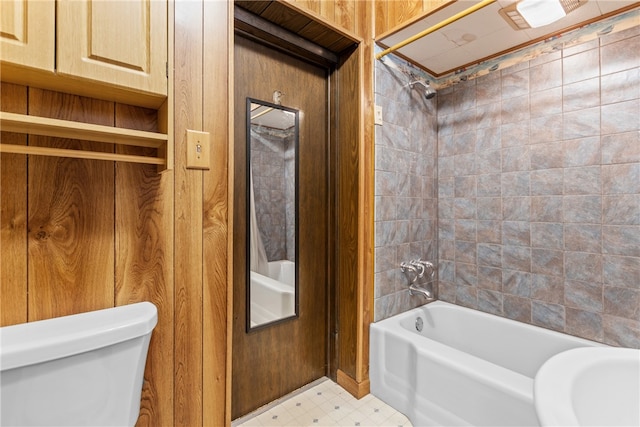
<box><xmin>186</xmin><ymin>129</ymin><xmax>210</xmax><ymax>170</ymax></box>
<box><xmin>375</xmin><ymin>105</ymin><xmax>383</xmax><ymax>125</ymax></box>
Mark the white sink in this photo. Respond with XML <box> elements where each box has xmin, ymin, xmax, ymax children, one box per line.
<box><xmin>534</xmin><ymin>347</ymin><xmax>640</xmax><ymax>426</ymax></box>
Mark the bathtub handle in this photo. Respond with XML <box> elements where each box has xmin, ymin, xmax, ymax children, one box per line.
<box><xmin>411</xmin><ymin>259</ymin><xmax>434</xmax><ymax>279</ymax></box>
<box><xmin>400</xmin><ymin>262</ymin><xmax>422</xmax><ymax>283</ymax></box>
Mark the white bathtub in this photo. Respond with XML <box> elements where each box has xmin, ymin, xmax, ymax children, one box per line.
<box><xmin>267</xmin><ymin>260</ymin><xmax>295</xmax><ymax>286</ymax></box>
<box><xmin>250</xmin><ymin>261</ymin><xmax>295</xmax><ymax>327</ymax></box>
<box><xmin>370</xmin><ymin>301</ymin><xmax>606</xmax><ymax>427</ymax></box>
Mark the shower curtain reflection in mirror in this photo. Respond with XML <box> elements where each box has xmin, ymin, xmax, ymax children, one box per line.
<box><xmin>246</xmin><ymin>98</ymin><xmax>299</xmax><ymax>330</ymax></box>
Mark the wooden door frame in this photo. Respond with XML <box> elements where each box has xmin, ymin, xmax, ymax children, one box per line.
<box><xmin>228</xmin><ymin>1</ymin><xmax>373</xmax><ymax>411</ymax></box>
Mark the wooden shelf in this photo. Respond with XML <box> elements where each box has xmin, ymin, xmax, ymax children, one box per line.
<box><xmin>0</xmin><ymin>111</ymin><xmax>172</xmax><ymax>171</ymax></box>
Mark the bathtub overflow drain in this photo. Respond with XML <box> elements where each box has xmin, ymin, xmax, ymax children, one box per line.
<box><xmin>415</xmin><ymin>317</ymin><xmax>423</xmax><ymax>332</ymax></box>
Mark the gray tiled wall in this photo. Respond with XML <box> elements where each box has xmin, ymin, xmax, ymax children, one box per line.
<box><xmin>251</xmin><ymin>126</ymin><xmax>296</xmax><ymax>262</ymax></box>
<box><xmin>374</xmin><ymin>63</ymin><xmax>438</xmax><ymax>321</ymax></box>
<box><xmin>436</xmin><ymin>27</ymin><xmax>640</xmax><ymax>347</ymax></box>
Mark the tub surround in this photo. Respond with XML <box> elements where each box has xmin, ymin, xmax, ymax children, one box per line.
<box><xmin>374</xmin><ymin>24</ymin><xmax>640</xmax><ymax>348</ymax></box>
<box><xmin>436</xmin><ymin>26</ymin><xmax>640</xmax><ymax>348</ymax></box>
<box><xmin>374</xmin><ymin>59</ymin><xmax>439</xmax><ymax>321</ymax></box>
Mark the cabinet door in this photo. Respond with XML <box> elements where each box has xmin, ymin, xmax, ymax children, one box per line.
<box><xmin>0</xmin><ymin>0</ymin><xmax>55</xmax><ymax>71</ymax></box>
<box><xmin>57</xmin><ymin>0</ymin><xmax>167</xmax><ymax>96</ymax></box>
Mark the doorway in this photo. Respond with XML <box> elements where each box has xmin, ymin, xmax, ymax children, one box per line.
<box><xmin>232</xmin><ymin>33</ymin><xmax>332</xmax><ymax>419</ymax></box>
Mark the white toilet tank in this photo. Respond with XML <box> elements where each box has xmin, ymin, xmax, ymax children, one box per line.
<box><xmin>0</xmin><ymin>302</ymin><xmax>158</xmax><ymax>427</ymax></box>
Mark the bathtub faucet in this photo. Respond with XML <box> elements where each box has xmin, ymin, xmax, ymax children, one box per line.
<box><xmin>409</xmin><ymin>283</ymin><xmax>435</xmax><ymax>300</ymax></box>
<box><xmin>401</xmin><ymin>259</ymin><xmax>436</xmax><ymax>301</ymax></box>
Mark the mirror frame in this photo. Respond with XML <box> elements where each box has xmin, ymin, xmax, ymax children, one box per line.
<box><xmin>245</xmin><ymin>97</ymin><xmax>300</xmax><ymax>332</ymax></box>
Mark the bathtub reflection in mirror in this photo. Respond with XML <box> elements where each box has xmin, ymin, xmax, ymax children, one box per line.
<box><xmin>246</xmin><ymin>98</ymin><xmax>299</xmax><ymax>330</ymax></box>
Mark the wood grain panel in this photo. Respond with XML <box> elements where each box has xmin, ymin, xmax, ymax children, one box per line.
<box><xmin>0</xmin><ymin>0</ymin><xmax>55</xmax><ymax>72</ymax></box>
<box><xmin>356</xmin><ymin>0</ymin><xmax>375</xmax><ymax>388</ymax></box>
<box><xmin>0</xmin><ymin>82</ymin><xmax>27</xmax><ymax>326</ymax></box>
<box><xmin>295</xmin><ymin>0</ymin><xmax>320</xmax><ymax>15</ymax></box>
<box><xmin>390</xmin><ymin>0</ymin><xmax>424</xmax><ymax>31</ymax></box>
<box><xmin>296</xmin><ymin>21</ymin><xmax>346</xmax><ymax>53</ymax></box>
<box><xmin>114</xmin><ymin>104</ymin><xmax>174</xmax><ymax>427</ymax></box>
<box><xmin>334</xmin><ymin>0</ymin><xmax>355</xmax><ymax>33</ymax></box>
<box><xmin>203</xmin><ymin>1</ymin><xmax>232</xmax><ymax>426</ymax></box>
<box><xmin>336</xmin><ymin>48</ymin><xmax>360</xmax><ymax>379</ymax></box>
<box><xmin>375</xmin><ymin>1</ymin><xmax>389</xmax><ymax>37</ymax></box>
<box><xmin>233</xmin><ymin>34</ymin><xmax>329</xmax><ymax>419</ymax></box>
<box><xmin>260</xmin><ymin>2</ymin><xmax>314</xmax><ymax>34</ymax></box>
<box><xmin>375</xmin><ymin>0</ymin><xmax>451</xmax><ymax>36</ymax></box>
<box><xmin>234</xmin><ymin>0</ymin><xmax>270</xmax><ymax>16</ymax></box>
<box><xmin>319</xmin><ymin>0</ymin><xmax>335</xmax><ymax>25</ymax></box>
<box><xmin>56</xmin><ymin>0</ymin><xmax>167</xmax><ymax>96</ymax></box>
<box><xmin>173</xmin><ymin>0</ymin><xmax>204</xmax><ymax>425</ymax></box>
<box><xmin>27</xmin><ymin>88</ymin><xmax>115</xmax><ymax>321</ymax></box>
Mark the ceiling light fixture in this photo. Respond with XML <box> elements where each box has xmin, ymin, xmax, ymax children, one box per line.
<box><xmin>499</xmin><ymin>0</ymin><xmax>588</xmax><ymax>30</ymax></box>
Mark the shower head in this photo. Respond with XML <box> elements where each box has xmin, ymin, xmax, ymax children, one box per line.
<box><xmin>409</xmin><ymin>80</ymin><xmax>436</xmax><ymax>100</ymax></box>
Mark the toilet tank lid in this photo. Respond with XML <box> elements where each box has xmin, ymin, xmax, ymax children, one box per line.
<box><xmin>0</xmin><ymin>302</ymin><xmax>158</xmax><ymax>371</ymax></box>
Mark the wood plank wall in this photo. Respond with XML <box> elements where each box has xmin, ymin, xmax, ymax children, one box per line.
<box><xmin>173</xmin><ymin>0</ymin><xmax>231</xmax><ymax>426</ymax></box>
<box><xmin>0</xmin><ymin>1</ymin><xmax>231</xmax><ymax>426</ymax></box>
<box><xmin>0</xmin><ymin>83</ymin><xmax>174</xmax><ymax>426</ymax></box>
<box><xmin>173</xmin><ymin>0</ymin><xmax>204</xmax><ymax>425</ymax></box>
<box><xmin>374</xmin><ymin>0</ymin><xmax>450</xmax><ymax>36</ymax></box>
<box><xmin>202</xmin><ymin>1</ymin><xmax>233</xmax><ymax>425</ymax></box>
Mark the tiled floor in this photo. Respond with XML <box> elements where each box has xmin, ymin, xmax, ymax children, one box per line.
<box><xmin>232</xmin><ymin>378</ymin><xmax>413</xmax><ymax>427</ymax></box>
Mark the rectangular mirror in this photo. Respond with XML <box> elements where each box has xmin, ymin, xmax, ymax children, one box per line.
<box><xmin>246</xmin><ymin>98</ymin><xmax>299</xmax><ymax>331</ymax></box>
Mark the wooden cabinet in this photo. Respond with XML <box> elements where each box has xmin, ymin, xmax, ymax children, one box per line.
<box><xmin>57</xmin><ymin>0</ymin><xmax>167</xmax><ymax>97</ymax></box>
<box><xmin>0</xmin><ymin>1</ymin><xmax>171</xmax><ymax>172</ymax></box>
<box><xmin>0</xmin><ymin>0</ymin><xmax>55</xmax><ymax>72</ymax></box>
<box><xmin>0</xmin><ymin>0</ymin><xmax>167</xmax><ymax>106</ymax></box>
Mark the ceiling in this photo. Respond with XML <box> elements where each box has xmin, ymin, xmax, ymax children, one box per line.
<box><xmin>376</xmin><ymin>0</ymin><xmax>640</xmax><ymax>77</ymax></box>
<box><xmin>251</xmin><ymin>103</ymin><xmax>296</xmax><ymax>131</ymax></box>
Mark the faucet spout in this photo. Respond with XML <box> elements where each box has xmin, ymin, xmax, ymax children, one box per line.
<box><xmin>409</xmin><ymin>283</ymin><xmax>435</xmax><ymax>300</ymax></box>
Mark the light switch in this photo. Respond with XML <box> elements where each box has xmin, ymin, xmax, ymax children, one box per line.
<box><xmin>375</xmin><ymin>105</ymin><xmax>383</xmax><ymax>125</ymax></box>
<box><xmin>186</xmin><ymin>129</ymin><xmax>210</xmax><ymax>170</ymax></box>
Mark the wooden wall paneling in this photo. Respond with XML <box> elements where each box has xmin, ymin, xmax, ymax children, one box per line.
<box><xmin>318</xmin><ymin>1</ymin><xmax>335</xmax><ymax>25</ymax></box>
<box><xmin>173</xmin><ymin>0</ymin><xmax>204</xmax><ymax>425</ymax></box>
<box><xmin>27</xmin><ymin>88</ymin><xmax>115</xmax><ymax>321</ymax></box>
<box><xmin>390</xmin><ymin>0</ymin><xmax>424</xmax><ymax>31</ymax></box>
<box><xmin>356</xmin><ymin>0</ymin><xmax>374</xmax><ymax>393</ymax></box>
<box><xmin>334</xmin><ymin>42</ymin><xmax>374</xmax><ymax>399</ymax></box>
<box><xmin>295</xmin><ymin>0</ymin><xmax>320</xmax><ymax>15</ymax></box>
<box><xmin>288</xmin><ymin>0</ymin><xmax>358</xmax><ymax>33</ymax></box>
<box><xmin>375</xmin><ymin>1</ymin><xmax>389</xmax><ymax>37</ymax></box>
<box><xmin>334</xmin><ymin>0</ymin><xmax>355</xmax><ymax>33</ymax></box>
<box><xmin>425</xmin><ymin>0</ymin><xmax>450</xmax><ymax>14</ymax></box>
<box><xmin>0</xmin><ymin>82</ymin><xmax>28</xmax><ymax>326</ymax></box>
<box><xmin>114</xmin><ymin>104</ymin><xmax>174</xmax><ymax>427</ymax></box>
<box><xmin>374</xmin><ymin>0</ymin><xmax>452</xmax><ymax>37</ymax></box>
<box><xmin>203</xmin><ymin>1</ymin><xmax>231</xmax><ymax>426</ymax></box>
<box><xmin>336</xmin><ymin>46</ymin><xmax>360</xmax><ymax>382</ymax></box>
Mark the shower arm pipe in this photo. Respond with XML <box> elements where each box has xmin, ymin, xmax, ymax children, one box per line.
<box><xmin>375</xmin><ymin>0</ymin><xmax>497</xmax><ymax>61</ymax></box>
